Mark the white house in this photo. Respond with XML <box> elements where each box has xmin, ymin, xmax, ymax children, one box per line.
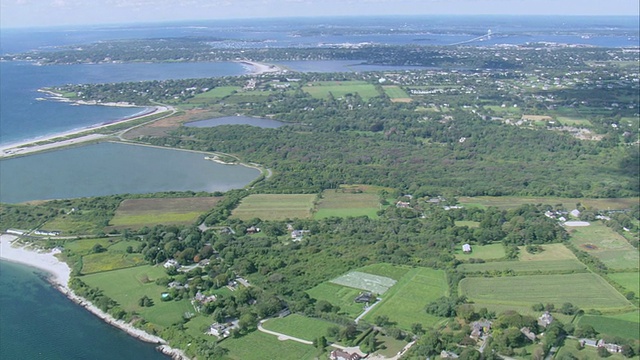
<box><xmin>462</xmin><ymin>244</ymin><xmax>472</xmax><ymax>253</ymax></box>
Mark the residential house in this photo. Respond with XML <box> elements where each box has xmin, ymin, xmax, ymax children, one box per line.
<box><xmin>208</xmin><ymin>323</ymin><xmax>230</xmax><ymax>338</ymax></box>
<box><xmin>440</xmin><ymin>350</ymin><xmax>460</xmax><ymax>359</ymax></box>
<box><xmin>194</xmin><ymin>291</ymin><xmax>217</xmax><ymax>305</ymax></box>
<box><xmin>246</xmin><ymin>226</ymin><xmax>260</xmax><ymax>234</ymax></box>
<box><xmin>330</xmin><ymin>349</ymin><xmax>361</xmax><ymax>360</ymax></box>
<box><xmin>462</xmin><ymin>244</ymin><xmax>472</xmax><ymax>253</ymax></box>
<box><xmin>291</xmin><ymin>230</ymin><xmax>310</xmax><ymax>241</ymax></box>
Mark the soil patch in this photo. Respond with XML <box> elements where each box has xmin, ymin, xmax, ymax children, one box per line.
<box><xmin>581</xmin><ymin>243</ymin><xmax>599</xmax><ymax>250</ymax></box>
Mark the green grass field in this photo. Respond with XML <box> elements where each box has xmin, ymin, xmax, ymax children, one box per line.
<box><xmin>302</xmin><ymin>81</ymin><xmax>380</xmax><ymax>101</ymax></box>
<box><xmin>306</xmin><ymin>282</ymin><xmax>365</xmax><ymax>317</ymax></box>
<box><xmin>578</xmin><ymin>314</ymin><xmax>640</xmax><ymax>340</ymax></box>
<box><xmin>459</xmin><ymin>273</ymin><xmax>631</xmax><ymax>310</ymax></box>
<box><xmin>609</xmin><ymin>272</ymin><xmax>640</xmax><ymax>295</ymax></box>
<box><xmin>40</xmin><ymin>212</ymin><xmax>106</xmax><ymax>235</ymax></box>
<box><xmin>382</xmin><ymin>85</ymin><xmax>411</xmax><ymax>102</ymax></box>
<box><xmin>109</xmin><ymin>197</ymin><xmax>221</xmax><ymax>229</ymax></box>
<box><xmin>556</xmin><ymin>116</ymin><xmax>593</xmax><ymax>126</ymax></box>
<box><xmin>81</xmin><ymin>265</ymin><xmax>192</xmax><ymax>327</ymax></box>
<box><xmin>454</xmin><ymin>243</ymin><xmax>506</xmax><ymax>260</ymax></box>
<box><xmin>63</xmin><ymin>238</ymin><xmax>115</xmax><ymax>255</ymax></box>
<box><xmin>231</xmin><ymin>194</ymin><xmax>316</xmax><ymax>221</ymax></box>
<box><xmin>81</xmin><ymin>252</ymin><xmax>146</xmax><ymax>274</ymax></box>
<box><xmin>457</xmin><ymin>196</ymin><xmax>639</xmax><ymax>210</ymax></box>
<box><xmin>221</xmin><ymin>330</ymin><xmax>319</xmax><ymax>360</ymax></box>
<box><xmin>363</xmin><ymin>267</ymin><xmax>448</xmax><ymax>330</ymax></box>
<box><xmin>314</xmin><ymin>189</ymin><xmax>381</xmax><ymax>219</ymax></box>
<box><xmin>262</xmin><ymin>314</ymin><xmax>339</xmax><ymax>342</ymax></box>
<box><xmin>373</xmin><ymin>334</ymin><xmax>408</xmax><ymax>358</ymax></box>
<box><xmin>569</xmin><ymin>222</ymin><xmax>639</xmax><ymax>270</ymax></box>
<box><xmin>455</xmin><ymin>221</ymin><xmax>480</xmax><ymax>228</ymax></box>
<box><xmin>518</xmin><ymin>243</ymin><xmax>578</xmax><ymax>261</ymax></box>
<box><xmin>358</xmin><ymin>263</ymin><xmax>412</xmax><ymax>281</ymax></box>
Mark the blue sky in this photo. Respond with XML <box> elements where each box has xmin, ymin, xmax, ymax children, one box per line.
<box><xmin>1</xmin><ymin>0</ymin><xmax>638</xmax><ymax>28</ymax></box>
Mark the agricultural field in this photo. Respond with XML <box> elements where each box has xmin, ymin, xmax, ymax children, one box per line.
<box><xmin>63</xmin><ymin>238</ymin><xmax>115</xmax><ymax>256</ymax></box>
<box><xmin>314</xmin><ymin>189</ymin><xmax>381</xmax><ymax>219</ymax></box>
<box><xmin>577</xmin><ymin>314</ymin><xmax>640</xmax><ymax>340</ymax></box>
<box><xmin>454</xmin><ymin>243</ymin><xmax>506</xmax><ymax>260</ymax></box>
<box><xmin>569</xmin><ymin>222</ymin><xmax>639</xmax><ymax>270</ymax></box>
<box><xmin>302</xmin><ymin>81</ymin><xmax>380</xmax><ymax>101</ymax></box>
<box><xmin>261</xmin><ymin>314</ymin><xmax>339</xmax><ymax>342</ymax></box>
<box><xmin>458</xmin><ymin>243</ymin><xmax>587</xmax><ymax>273</ymax></box>
<box><xmin>231</xmin><ymin>194</ymin><xmax>316</xmax><ymax>221</ymax></box>
<box><xmin>457</xmin><ymin>196</ymin><xmax>639</xmax><ymax>210</ymax></box>
<box><xmin>109</xmin><ymin>197</ymin><xmax>222</xmax><ymax>230</ymax></box>
<box><xmin>221</xmin><ymin>330</ymin><xmax>319</xmax><ymax>360</ymax></box>
<box><xmin>362</xmin><ymin>267</ymin><xmax>448</xmax><ymax>330</ymax></box>
<box><xmin>81</xmin><ymin>265</ymin><xmax>192</xmax><ymax>327</ymax></box>
<box><xmin>609</xmin><ymin>272</ymin><xmax>640</xmax><ymax>295</ymax></box>
<box><xmin>382</xmin><ymin>85</ymin><xmax>411</xmax><ymax>102</ymax></box>
<box><xmin>177</xmin><ymin>86</ymin><xmax>241</xmax><ymax>109</ymax></box>
<box><xmin>459</xmin><ymin>273</ymin><xmax>632</xmax><ymax>310</ymax></box>
<box><xmin>457</xmin><ymin>259</ymin><xmax>586</xmax><ymax>274</ymax></box>
<box><xmin>330</xmin><ymin>271</ymin><xmax>397</xmax><ymax>295</ymax></box>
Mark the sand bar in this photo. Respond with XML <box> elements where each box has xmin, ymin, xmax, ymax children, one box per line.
<box><xmin>0</xmin><ymin>105</ymin><xmax>172</xmax><ymax>159</ymax></box>
<box><xmin>0</xmin><ymin>234</ymin><xmax>190</xmax><ymax>359</ymax></box>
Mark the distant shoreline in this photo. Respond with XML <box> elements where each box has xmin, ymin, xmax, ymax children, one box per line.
<box><xmin>0</xmin><ymin>234</ymin><xmax>189</xmax><ymax>359</ymax></box>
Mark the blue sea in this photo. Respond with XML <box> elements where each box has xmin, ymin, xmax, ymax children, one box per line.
<box><xmin>0</xmin><ymin>15</ymin><xmax>637</xmax><ymax>359</ymax></box>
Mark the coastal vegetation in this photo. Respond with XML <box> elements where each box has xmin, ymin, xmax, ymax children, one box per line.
<box><xmin>1</xmin><ymin>36</ymin><xmax>638</xmax><ymax>360</ymax></box>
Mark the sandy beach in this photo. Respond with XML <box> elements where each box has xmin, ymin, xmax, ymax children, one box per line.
<box><xmin>0</xmin><ymin>105</ymin><xmax>172</xmax><ymax>159</ymax></box>
<box><xmin>0</xmin><ymin>234</ymin><xmax>189</xmax><ymax>359</ymax></box>
<box><xmin>237</xmin><ymin>60</ymin><xmax>283</xmax><ymax>75</ymax></box>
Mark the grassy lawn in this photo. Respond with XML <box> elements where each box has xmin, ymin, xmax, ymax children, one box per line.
<box><xmin>221</xmin><ymin>330</ymin><xmax>320</xmax><ymax>360</ymax></box>
<box><xmin>556</xmin><ymin>116</ymin><xmax>593</xmax><ymax>126</ymax></box>
<box><xmin>81</xmin><ymin>265</ymin><xmax>191</xmax><ymax>327</ymax></box>
<box><xmin>457</xmin><ymin>196</ymin><xmax>639</xmax><ymax>210</ymax></box>
<box><xmin>231</xmin><ymin>194</ymin><xmax>316</xmax><ymax>221</ymax></box>
<box><xmin>109</xmin><ymin>197</ymin><xmax>221</xmax><ymax>229</ymax></box>
<box><xmin>609</xmin><ymin>272</ymin><xmax>640</xmax><ymax>295</ymax></box>
<box><xmin>363</xmin><ymin>267</ymin><xmax>448</xmax><ymax>330</ymax></box>
<box><xmin>302</xmin><ymin>81</ymin><xmax>380</xmax><ymax>101</ymax></box>
<box><xmin>262</xmin><ymin>314</ymin><xmax>338</xmax><ymax>342</ymax></box>
<box><xmin>41</xmin><ymin>213</ymin><xmax>104</xmax><ymax>235</ymax></box>
<box><xmin>306</xmin><ymin>282</ymin><xmax>365</xmax><ymax>318</ymax></box>
<box><xmin>373</xmin><ymin>334</ymin><xmax>408</xmax><ymax>358</ymax></box>
<box><xmin>459</xmin><ymin>273</ymin><xmax>632</xmax><ymax>310</ymax></box>
<box><xmin>569</xmin><ymin>222</ymin><xmax>639</xmax><ymax>270</ymax></box>
<box><xmin>556</xmin><ymin>338</ymin><xmax>631</xmax><ymax>360</ymax></box>
<box><xmin>454</xmin><ymin>243</ymin><xmax>506</xmax><ymax>260</ymax></box>
<box><xmin>358</xmin><ymin>263</ymin><xmax>412</xmax><ymax>281</ymax></box>
<box><xmin>578</xmin><ymin>314</ymin><xmax>640</xmax><ymax>340</ymax></box>
<box><xmin>314</xmin><ymin>189</ymin><xmax>381</xmax><ymax>219</ymax></box>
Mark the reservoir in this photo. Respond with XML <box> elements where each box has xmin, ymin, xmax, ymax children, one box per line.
<box><xmin>0</xmin><ymin>142</ymin><xmax>260</xmax><ymax>204</ymax></box>
<box><xmin>185</xmin><ymin>115</ymin><xmax>286</xmax><ymax>128</ymax></box>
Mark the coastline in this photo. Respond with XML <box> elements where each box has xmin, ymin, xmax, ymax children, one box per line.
<box><xmin>0</xmin><ymin>105</ymin><xmax>172</xmax><ymax>159</ymax></box>
<box><xmin>236</xmin><ymin>59</ymin><xmax>283</xmax><ymax>75</ymax></box>
<box><xmin>0</xmin><ymin>234</ymin><xmax>189</xmax><ymax>360</ymax></box>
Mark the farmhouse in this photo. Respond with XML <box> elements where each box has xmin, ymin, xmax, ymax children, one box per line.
<box><xmin>462</xmin><ymin>244</ymin><xmax>472</xmax><ymax>253</ymax></box>
<box><xmin>163</xmin><ymin>259</ymin><xmax>180</xmax><ymax>269</ymax></box>
<box><xmin>538</xmin><ymin>311</ymin><xmax>553</xmax><ymax>328</ymax></box>
<box><xmin>597</xmin><ymin>340</ymin><xmax>624</xmax><ymax>353</ymax></box>
<box><xmin>354</xmin><ymin>292</ymin><xmax>373</xmax><ymax>303</ymax></box>
<box><xmin>470</xmin><ymin>320</ymin><xmax>492</xmax><ymax>339</ymax></box>
<box><xmin>330</xmin><ymin>349</ymin><xmax>362</xmax><ymax>360</ymax></box>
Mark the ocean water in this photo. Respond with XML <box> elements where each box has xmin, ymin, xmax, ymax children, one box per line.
<box><xmin>0</xmin><ymin>261</ymin><xmax>168</xmax><ymax>360</ymax></box>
